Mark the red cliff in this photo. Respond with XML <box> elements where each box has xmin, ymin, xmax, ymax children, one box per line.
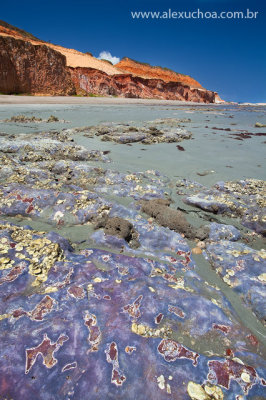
<box><xmin>0</xmin><ymin>35</ymin><xmax>75</xmax><ymax>95</ymax></box>
<box><xmin>0</xmin><ymin>21</ymin><xmax>221</xmax><ymax>103</ymax></box>
<box><xmin>116</xmin><ymin>57</ymin><xmax>203</xmax><ymax>88</ymax></box>
<box><xmin>69</xmin><ymin>67</ymin><xmax>217</xmax><ymax>102</ymax></box>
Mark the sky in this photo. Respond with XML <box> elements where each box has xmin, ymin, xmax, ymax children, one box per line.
<box><xmin>1</xmin><ymin>0</ymin><xmax>265</xmax><ymax>102</ymax></box>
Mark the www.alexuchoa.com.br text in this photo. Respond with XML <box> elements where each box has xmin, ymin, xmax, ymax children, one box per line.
<box><xmin>131</xmin><ymin>9</ymin><xmax>259</xmax><ymax>20</ymax></box>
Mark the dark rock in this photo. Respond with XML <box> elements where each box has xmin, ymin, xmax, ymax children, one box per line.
<box><xmin>84</xmin><ymin>120</ymin><xmax>192</xmax><ymax>145</ymax></box>
<box><xmin>141</xmin><ymin>198</ymin><xmax>204</xmax><ymax>239</ymax></box>
<box><xmin>176</xmin><ymin>145</ymin><xmax>185</xmax><ymax>151</ymax></box>
<box><xmin>148</xmin><ymin>127</ymin><xmax>163</xmax><ymax>136</ymax></box>
<box><xmin>47</xmin><ymin>115</ymin><xmax>59</xmax><ymax>123</ymax></box>
<box><xmin>103</xmin><ymin>217</ymin><xmax>140</xmax><ymax>248</ymax></box>
<box><xmin>195</xmin><ymin>226</ymin><xmax>210</xmax><ymax>240</ymax></box>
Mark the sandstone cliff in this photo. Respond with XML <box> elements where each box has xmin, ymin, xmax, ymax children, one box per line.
<box><xmin>0</xmin><ymin>35</ymin><xmax>75</xmax><ymax>95</ymax></box>
<box><xmin>0</xmin><ymin>20</ymin><xmax>221</xmax><ymax>102</ymax></box>
<box><xmin>0</xmin><ymin>20</ymin><xmax>122</xmax><ymax>76</ymax></box>
<box><xmin>69</xmin><ymin>67</ymin><xmax>217</xmax><ymax>102</ymax></box>
<box><xmin>116</xmin><ymin>57</ymin><xmax>203</xmax><ymax>88</ymax></box>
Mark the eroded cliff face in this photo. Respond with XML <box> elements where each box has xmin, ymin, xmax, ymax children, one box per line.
<box><xmin>0</xmin><ymin>36</ymin><xmax>75</xmax><ymax>95</ymax></box>
<box><xmin>116</xmin><ymin>58</ymin><xmax>203</xmax><ymax>89</ymax></box>
<box><xmin>0</xmin><ymin>20</ymin><xmax>220</xmax><ymax>102</ymax></box>
<box><xmin>69</xmin><ymin>67</ymin><xmax>217</xmax><ymax>103</ymax></box>
<box><xmin>0</xmin><ymin>21</ymin><xmax>122</xmax><ymax>76</ymax></box>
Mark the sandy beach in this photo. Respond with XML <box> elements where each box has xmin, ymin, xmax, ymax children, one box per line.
<box><xmin>0</xmin><ymin>94</ymin><xmax>226</xmax><ymax>105</ymax></box>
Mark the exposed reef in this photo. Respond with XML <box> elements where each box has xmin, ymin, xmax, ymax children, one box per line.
<box><xmin>178</xmin><ymin>179</ymin><xmax>266</xmax><ymax>236</ymax></box>
<box><xmin>2</xmin><ymin>114</ymin><xmax>61</xmax><ymax>123</ymax></box>
<box><xmin>0</xmin><ymin>114</ymin><xmax>265</xmax><ymax>399</ymax></box>
<box><xmin>0</xmin><ymin>129</ymin><xmax>110</xmax><ymax>163</ymax></box>
<box><xmin>0</xmin><ymin>220</ymin><xmax>265</xmax><ymax>399</ymax></box>
<box><xmin>82</xmin><ymin>118</ymin><xmax>192</xmax><ymax>144</ymax></box>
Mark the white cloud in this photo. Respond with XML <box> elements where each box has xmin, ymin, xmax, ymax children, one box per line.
<box><xmin>98</xmin><ymin>51</ymin><xmax>120</xmax><ymax>65</ymax></box>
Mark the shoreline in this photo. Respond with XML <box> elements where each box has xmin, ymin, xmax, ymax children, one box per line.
<box><xmin>0</xmin><ymin>94</ymin><xmax>227</xmax><ymax>106</ymax></box>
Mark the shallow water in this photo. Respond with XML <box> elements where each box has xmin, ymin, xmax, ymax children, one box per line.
<box><xmin>0</xmin><ymin>102</ymin><xmax>266</xmax><ymax>346</ymax></box>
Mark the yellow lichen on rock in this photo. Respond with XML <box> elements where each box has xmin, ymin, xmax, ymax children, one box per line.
<box><xmin>0</xmin><ymin>257</ymin><xmax>13</xmax><ymax>270</ymax></box>
<box><xmin>0</xmin><ymin>224</ymin><xmax>64</xmax><ymax>287</ymax></box>
<box><xmin>187</xmin><ymin>382</ymin><xmax>223</xmax><ymax>400</ymax></box>
<box><xmin>157</xmin><ymin>375</ymin><xmax>165</xmax><ymax>390</ymax></box>
<box><xmin>131</xmin><ymin>322</ymin><xmax>172</xmax><ymax>338</ymax></box>
<box><xmin>204</xmin><ymin>384</ymin><xmax>224</xmax><ymax>399</ymax></box>
<box><xmin>240</xmin><ymin>372</ymin><xmax>250</xmax><ymax>383</ymax></box>
<box><xmin>257</xmin><ymin>249</ymin><xmax>266</xmax><ymax>259</ymax></box>
<box><xmin>168</xmin><ymin>280</ymin><xmax>194</xmax><ymax>292</ymax></box>
<box><xmin>0</xmin><ymin>313</ymin><xmax>11</xmax><ymax>321</ymax></box>
<box><xmin>41</xmin><ymin>285</ymin><xmax>59</xmax><ymax>294</ymax></box>
<box><xmin>187</xmin><ymin>382</ymin><xmax>210</xmax><ymax>400</ymax></box>
<box><xmin>27</xmin><ymin>240</ymin><xmax>64</xmax><ymax>286</ymax></box>
<box><xmin>258</xmin><ymin>273</ymin><xmax>266</xmax><ymax>283</ymax></box>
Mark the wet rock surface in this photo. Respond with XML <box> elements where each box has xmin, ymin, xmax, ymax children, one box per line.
<box><xmin>180</xmin><ymin>179</ymin><xmax>266</xmax><ymax>236</ymax></box>
<box><xmin>0</xmin><ymin>129</ymin><xmax>110</xmax><ymax>163</ymax></box>
<box><xmin>82</xmin><ymin>118</ymin><xmax>192</xmax><ymax>144</ymax></box>
<box><xmin>0</xmin><ymin>108</ymin><xmax>265</xmax><ymax>399</ymax></box>
<box><xmin>0</xmin><ymin>220</ymin><xmax>265</xmax><ymax>399</ymax></box>
<box><xmin>175</xmin><ymin>179</ymin><xmax>266</xmax><ymax>326</ymax></box>
<box><xmin>204</xmin><ymin>238</ymin><xmax>266</xmax><ymax>324</ymax></box>
<box><xmin>2</xmin><ymin>114</ymin><xmax>61</xmax><ymax>123</ymax></box>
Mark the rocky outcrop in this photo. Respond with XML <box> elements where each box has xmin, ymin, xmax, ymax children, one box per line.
<box><xmin>81</xmin><ymin>118</ymin><xmax>192</xmax><ymax>144</ymax></box>
<box><xmin>0</xmin><ymin>35</ymin><xmax>75</xmax><ymax>95</ymax></box>
<box><xmin>116</xmin><ymin>57</ymin><xmax>203</xmax><ymax>88</ymax></box>
<box><xmin>69</xmin><ymin>67</ymin><xmax>217</xmax><ymax>102</ymax></box>
<box><xmin>140</xmin><ymin>198</ymin><xmax>209</xmax><ymax>239</ymax></box>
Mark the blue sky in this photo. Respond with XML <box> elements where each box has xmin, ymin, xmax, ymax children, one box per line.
<box><xmin>1</xmin><ymin>0</ymin><xmax>265</xmax><ymax>102</ymax></box>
